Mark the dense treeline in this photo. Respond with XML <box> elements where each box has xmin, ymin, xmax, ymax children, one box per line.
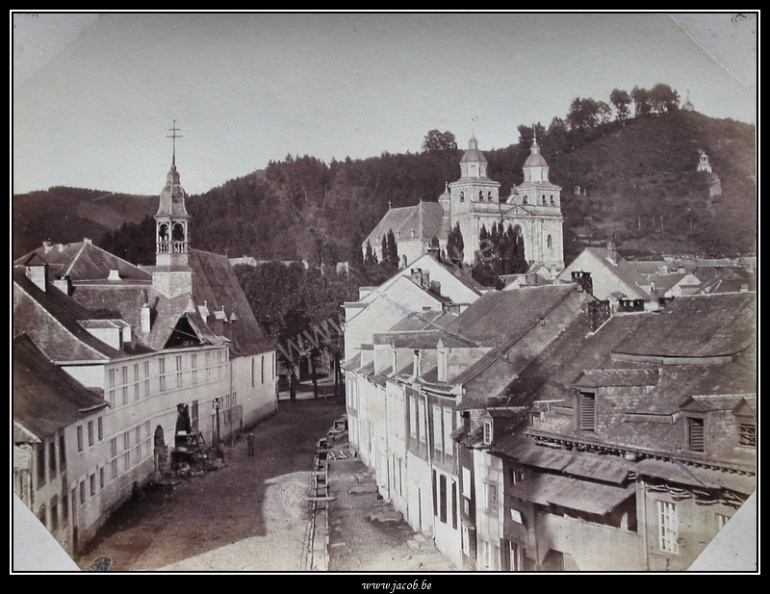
<box><xmin>13</xmin><ymin>84</ymin><xmax>756</xmax><ymax>267</ymax></box>
<box><xmin>234</xmin><ymin>262</ymin><xmax>359</xmax><ymax>399</ymax></box>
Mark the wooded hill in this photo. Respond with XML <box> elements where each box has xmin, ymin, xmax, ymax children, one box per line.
<box><xmin>13</xmin><ymin>110</ymin><xmax>756</xmax><ymax>266</ymax></box>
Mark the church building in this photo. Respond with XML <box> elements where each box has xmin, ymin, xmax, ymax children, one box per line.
<box><xmin>363</xmin><ymin>135</ymin><xmax>565</xmax><ymax>274</ymax></box>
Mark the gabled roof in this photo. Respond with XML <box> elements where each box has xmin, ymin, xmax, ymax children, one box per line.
<box><xmin>363</xmin><ymin>201</ymin><xmax>446</xmax><ymax>246</ymax></box>
<box><xmin>580</xmin><ymin>247</ymin><xmax>651</xmax><ymax>300</ymax></box>
<box><xmin>14</xmin><ymin>240</ymin><xmax>151</xmax><ymax>283</ymax></box>
<box><xmin>144</xmin><ymin>250</ymin><xmax>274</xmax><ymax>355</ymax></box>
<box><xmin>13</xmin><ymin>334</ymin><xmax>107</xmax><ymax>441</ymax></box>
<box><xmin>13</xmin><ymin>269</ymin><xmax>122</xmax><ymax>362</ymax></box>
<box><xmin>443</xmin><ymin>284</ymin><xmax>578</xmax><ymax>350</ymax></box>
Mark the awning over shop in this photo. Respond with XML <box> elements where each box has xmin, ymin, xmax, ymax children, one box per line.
<box><xmin>510</xmin><ymin>474</ymin><xmax>634</xmax><ymax>516</ymax></box>
<box><xmin>636</xmin><ymin>458</ymin><xmax>755</xmax><ymax>494</ymax></box>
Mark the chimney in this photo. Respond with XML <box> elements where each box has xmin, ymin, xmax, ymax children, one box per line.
<box><xmin>43</xmin><ymin>241</ymin><xmax>53</xmax><ymax>254</ymax></box>
<box><xmin>571</xmin><ymin>271</ymin><xmax>593</xmax><ymax>295</ymax></box>
<box><xmin>588</xmin><ymin>299</ymin><xmax>611</xmax><ymax>332</ymax></box>
<box><xmin>108</xmin><ymin>269</ymin><xmax>121</xmax><ymax>281</ymax></box>
<box><xmin>410</xmin><ymin>268</ymin><xmax>422</xmax><ymax>285</ymax></box>
<box><xmin>421</xmin><ymin>271</ymin><xmax>430</xmax><ymax>288</ymax></box>
<box><xmin>26</xmin><ymin>262</ymin><xmax>48</xmax><ymax>292</ymax></box>
<box><xmin>52</xmin><ymin>275</ymin><xmax>72</xmax><ymax>296</ymax></box>
<box><xmin>430</xmin><ymin>280</ymin><xmax>441</xmax><ymax>295</ymax></box>
<box><xmin>606</xmin><ymin>240</ymin><xmax>617</xmax><ymax>266</ymax></box>
<box><xmin>83</xmin><ymin>238</ymin><xmax>92</xmax><ymax>245</ymax></box>
<box><xmin>140</xmin><ymin>304</ymin><xmax>151</xmax><ymax>333</ymax></box>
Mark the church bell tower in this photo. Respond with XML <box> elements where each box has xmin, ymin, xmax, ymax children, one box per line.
<box><xmin>155</xmin><ymin>120</ymin><xmax>191</xmax><ymax>268</ymax></box>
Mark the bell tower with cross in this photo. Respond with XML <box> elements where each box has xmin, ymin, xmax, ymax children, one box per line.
<box><xmin>154</xmin><ymin>120</ymin><xmax>191</xmax><ymax>268</ymax></box>
<box><xmin>152</xmin><ymin>120</ymin><xmax>194</xmax><ymax>298</ymax></box>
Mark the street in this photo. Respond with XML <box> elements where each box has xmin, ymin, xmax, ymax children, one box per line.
<box><xmin>75</xmin><ymin>395</ymin><xmax>344</xmax><ymax>571</ymax></box>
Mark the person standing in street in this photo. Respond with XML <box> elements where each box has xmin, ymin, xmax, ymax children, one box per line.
<box><xmin>247</xmin><ymin>432</ymin><xmax>255</xmax><ymax>456</ymax></box>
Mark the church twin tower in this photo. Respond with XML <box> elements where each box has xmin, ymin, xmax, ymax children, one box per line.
<box><xmin>366</xmin><ymin>135</ymin><xmax>565</xmax><ymax>273</ymax></box>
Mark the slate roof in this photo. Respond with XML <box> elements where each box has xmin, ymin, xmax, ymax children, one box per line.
<box><xmin>442</xmin><ymin>284</ymin><xmax>578</xmax><ymax>349</ymax></box>
<box><xmin>15</xmin><ymin>240</ymin><xmax>152</xmax><ymax>283</ymax></box>
<box><xmin>364</xmin><ymin>202</ymin><xmax>446</xmax><ymax>247</ymax></box>
<box><xmin>13</xmin><ymin>269</ymin><xmax>122</xmax><ymax>362</ymax></box>
<box><xmin>13</xmin><ymin>334</ymin><xmax>107</xmax><ymax>441</ymax></box>
<box><xmin>612</xmin><ymin>292</ymin><xmax>755</xmax><ymax>358</ymax></box>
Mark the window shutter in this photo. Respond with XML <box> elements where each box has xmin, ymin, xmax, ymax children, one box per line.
<box><xmin>579</xmin><ymin>392</ymin><xmax>596</xmax><ymax>431</ymax></box>
<box><xmin>688</xmin><ymin>418</ymin><xmax>704</xmax><ymax>451</ymax></box>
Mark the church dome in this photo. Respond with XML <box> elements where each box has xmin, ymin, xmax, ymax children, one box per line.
<box><xmin>460</xmin><ymin>135</ymin><xmax>488</xmax><ymax>164</ymax></box>
<box><xmin>523</xmin><ymin>139</ymin><xmax>548</xmax><ymax>169</ymax></box>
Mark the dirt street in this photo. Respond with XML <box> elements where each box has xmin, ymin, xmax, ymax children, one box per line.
<box><xmin>76</xmin><ymin>397</ymin><xmax>344</xmax><ymax>571</ymax></box>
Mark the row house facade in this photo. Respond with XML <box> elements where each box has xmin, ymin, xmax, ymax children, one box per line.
<box><xmin>344</xmin><ymin>253</ymin><xmax>756</xmax><ymax>570</ymax></box>
<box><xmin>13</xmin><ymin>153</ymin><xmax>277</xmax><ymax>556</ymax></box>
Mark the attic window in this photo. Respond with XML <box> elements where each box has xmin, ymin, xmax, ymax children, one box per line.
<box><xmin>578</xmin><ymin>391</ymin><xmax>596</xmax><ymax>432</ymax></box>
<box><xmin>738</xmin><ymin>423</ymin><xmax>756</xmax><ymax>447</ymax></box>
<box><xmin>483</xmin><ymin>421</ymin><xmax>493</xmax><ymax>445</ymax></box>
<box><xmin>686</xmin><ymin>417</ymin><xmax>705</xmax><ymax>452</ymax></box>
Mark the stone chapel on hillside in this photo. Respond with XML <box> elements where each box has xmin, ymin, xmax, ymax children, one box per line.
<box><xmin>363</xmin><ymin>135</ymin><xmax>565</xmax><ymax>275</ymax></box>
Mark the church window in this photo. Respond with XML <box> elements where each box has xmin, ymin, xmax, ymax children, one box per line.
<box><xmin>460</xmin><ymin>192</ymin><xmax>465</xmax><ymax>202</ymax></box>
<box><xmin>488</xmin><ymin>192</ymin><xmax>493</xmax><ymax>201</ymax></box>
<box><xmin>523</xmin><ymin>196</ymin><xmax>528</xmax><ymax>204</ymax></box>
<box><xmin>542</xmin><ymin>195</ymin><xmax>546</xmax><ymax>205</ymax></box>
<box><xmin>547</xmin><ymin>235</ymin><xmax>553</xmax><ymax>249</ymax></box>
<box><xmin>550</xmin><ymin>195</ymin><xmax>554</xmax><ymax>204</ymax></box>
<box><xmin>479</xmin><ymin>191</ymin><xmax>483</xmax><ymax>201</ymax></box>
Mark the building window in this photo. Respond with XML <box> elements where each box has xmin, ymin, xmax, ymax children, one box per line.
<box><xmin>261</xmin><ymin>355</ymin><xmax>265</xmax><ymax>384</ymax></box>
<box><xmin>90</xmin><ymin>473</ymin><xmax>96</xmax><ymax>496</ymax></box>
<box><xmin>443</xmin><ymin>408</ymin><xmax>454</xmax><ymax>454</ymax></box>
<box><xmin>77</xmin><ymin>425</ymin><xmax>84</xmax><ymax>451</ymax></box>
<box><xmin>439</xmin><ymin>474</ymin><xmax>447</xmax><ymax>524</ymax></box>
<box><xmin>36</xmin><ymin>443</ymin><xmax>46</xmax><ymax>487</ymax></box>
<box><xmin>481</xmin><ymin>540</ymin><xmax>491</xmax><ymax>570</ymax></box>
<box><xmin>657</xmin><ymin>500</ymin><xmax>679</xmax><ymax>554</ymax></box>
<box><xmin>122</xmin><ymin>384</ymin><xmax>129</xmax><ymax>406</ymax></box>
<box><xmin>134</xmin><ymin>363</ymin><xmax>140</xmax><ymax>399</ymax></box>
<box><xmin>687</xmin><ymin>417</ymin><xmax>705</xmax><ymax>452</ymax></box>
<box><xmin>59</xmin><ymin>433</ymin><xmax>66</xmax><ymax>470</ymax></box>
<box><xmin>61</xmin><ymin>492</ymin><xmax>69</xmax><ymax>524</ymax></box>
<box><xmin>98</xmin><ymin>417</ymin><xmax>104</xmax><ymax>441</ymax></box>
<box><xmin>159</xmin><ymin>357</ymin><xmax>166</xmax><ymax>391</ymax></box>
<box><xmin>547</xmin><ymin>234</ymin><xmax>553</xmax><ymax>250</ymax></box>
<box><xmin>437</xmin><ymin>350</ymin><xmax>447</xmax><ymax>382</ymax></box>
<box><xmin>488</xmin><ymin>191</ymin><xmax>493</xmax><ymax>201</ymax></box>
<box><xmin>79</xmin><ymin>481</ymin><xmax>86</xmax><ymax>505</ymax></box>
<box><xmin>418</xmin><ymin>400</ymin><xmax>427</xmax><ymax>444</ymax></box>
<box><xmin>432</xmin><ymin>405</ymin><xmax>442</xmax><ymax>453</ymax></box>
<box><xmin>251</xmin><ymin>358</ymin><xmax>255</xmax><ymax>387</ymax></box>
<box><xmin>451</xmin><ymin>480</ymin><xmax>458</xmax><ymax>529</ymax></box>
<box><xmin>462</xmin><ymin>467</ymin><xmax>472</xmax><ymax>498</ymax></box>
<box><xmin>509</xmin><ymin>542</ymin><xmax>523</xmax><ymax>571</ymax></box>
<box><xmin>462</xmin><ymin>525</ymin><xmax>470</xmax><ymax>554</ymax></box>
<box><xmin>510</xmin><ymin>468</ymin><xmax>524</xmax><ymax>485</ymax></box>
<box><xmin>738</xmin><ymin>423</ymin><xmax>756</xmax><ymax>447</ymax></box>
<box><xmin>550</xmin><ymin>195</ymin><xmax>554</xmax><ymax>204</ymax></box>
<box><xmin>144</xmin><ymin>361</ymin><xmax>151</xmax><ymax>396</ymax></box>
<box><xmin>523</xmin><ymin>196</ymin><xmax>528</xmax><ymax>205</ymax></box>
<box><xmin>483</xmin><ymin>420</ymin><xmax>493</xmax><ymax>445</ymax></box>
<box><xmin>460</xmin><ymin>191</ymin><xmax>464</xmax><ymax>202</ymax></box>
<box><xmin>578</xmin><ymin>391</ymin><xmax>596</xmax><ymax>431</ymax></box>
<box><xmin>48</xmin><ymin>440</ymin><xmax>57</xmax><ymax>477</ymax></box>
<box><xmin>88</xmin><ymin>421</ymin><xmax>94</xmax><ymax>446</ymax></box>
<box><xmin>99</xmin><ymin>467</ymin><xmax>105</xmax><ymax>489</ymax></box>
<box><xmin>485</xmin><ymin>483</ymin><xmax>497</xmax><ymax>512</ymax></box>
<box><xmin>176</xmin><ymin>355</ymin><xmax>183</xmax><ymax>388</ymax></box>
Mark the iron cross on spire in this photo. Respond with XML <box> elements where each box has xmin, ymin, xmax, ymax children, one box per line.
<box><xmin>167</xmin><ymin>119</ymin><xmax>182</xmax><ymax>167</ymax></box>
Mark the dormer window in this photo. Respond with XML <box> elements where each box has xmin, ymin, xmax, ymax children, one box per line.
<box><xmin>577</xmin><ymin>390</ymin><xmax>596</xmax><ymax>432</ymax></box>
<box><xmin>686</xmin><ymin>417</ymin><xmax>705</xmax><ymax>452</ymax></box>
<box><xmin>738</xmin><ymin>422</ymin><xmax>756</xmax><ymax>447</ymax></box>
<box><xmin>483</xmin><ymin>420</ymin><xmax>493</xmax><ymax>445</ymax></box>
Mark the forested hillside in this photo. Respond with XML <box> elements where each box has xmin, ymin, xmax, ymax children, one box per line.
<box><xmin>13</xmin><ymin>104</ymin><xmax>756</xmax><ymax>266</ymax></box>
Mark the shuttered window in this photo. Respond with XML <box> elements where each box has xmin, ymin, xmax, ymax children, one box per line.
<box><xmin>688</xmin><ymin>418</ymin><xmax>704</xmax><ymax>452</ymax></box>
<box><xmin>578</xmin><ymin>391</ymin><xmax>596</xmax><ymax>431</ymax></box>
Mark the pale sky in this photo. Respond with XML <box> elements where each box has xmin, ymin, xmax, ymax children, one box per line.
<box><xmin>12</xmin><ymin>12</ymin><xmax>757</xmax><ymax>196</ymax></box>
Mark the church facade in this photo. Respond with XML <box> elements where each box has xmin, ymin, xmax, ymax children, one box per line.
<box><xmin>363</xmin><ymin>136</ymin><xmax>565</xmax><ymax>274</ymax></box>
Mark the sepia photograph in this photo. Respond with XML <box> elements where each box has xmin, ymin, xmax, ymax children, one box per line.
<box><xmin>11</xmin><ymin>11</ymin><xmax>758</xmax><ymax>575</ymax></box>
